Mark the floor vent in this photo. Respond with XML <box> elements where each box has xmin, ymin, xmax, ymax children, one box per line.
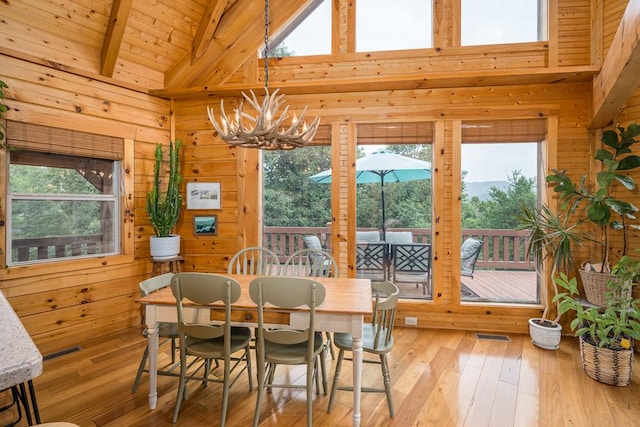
<box><xmin>475</xmin><ymin>333</ymin><xmax>511</xmax><ymax>342</ymax></box>
<box><xmin>43</xmin><ymin>346</ymin><xmax>82</xmax><ymax>361</ymax></box>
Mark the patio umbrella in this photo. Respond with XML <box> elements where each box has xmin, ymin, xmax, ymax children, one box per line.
<box><xmin>309</xmin><ymin>149</ymin><xmax>431</xmax><ymax>240</ymax></box>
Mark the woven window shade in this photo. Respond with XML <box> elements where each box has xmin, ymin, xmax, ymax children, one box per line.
<box><xmin>462</xmin><ymin>119</ymin><xmax>546</xmax><ymax>143</ymax></box>
<box><xmin>7</xmin><ymin>121</ymin><xmax>124</xmax><ymax>160</ymax></box>
<box><xmin>305</xmin><ymin>124</ymin><xmax>331</xmax><ymax>146</ymax></box>
<box><xmin>357</xmin><ymin>122</ymin><xmax>435</xmax><ymax>145</ymax></box>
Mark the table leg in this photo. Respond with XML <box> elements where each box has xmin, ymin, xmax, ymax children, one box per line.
<box><xmin>352</xmin><ymin>336</ymin><xmax>363</xmax><ymax>427</ymax></box>
<box><xmin>146</xmin><ymin>318</ymin><xmax>159</xmax><ymax>409</ymax></box>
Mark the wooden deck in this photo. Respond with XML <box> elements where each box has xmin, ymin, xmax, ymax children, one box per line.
<box><xmin>396</xmin><ymin>269</ymin><xmax>538</xmax><ymax>303</ymax></box>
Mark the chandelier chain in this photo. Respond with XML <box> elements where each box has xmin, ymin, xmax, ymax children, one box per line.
<box><xmin>206</xmin><ymin>0</ymin><xmax>320</xmax><ymax>150</ymax></box>
<box><xmin>264</xmin><ymin>0</ymin><xmax>269</xmax><ymax>89</ymax></box>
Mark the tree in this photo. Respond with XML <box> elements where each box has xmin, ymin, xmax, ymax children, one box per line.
<box><xmin>479</xmin><ymin>170</ymin><xmax>536</xmax><ymax>229</ymax></box>
<box><xmin>263</xmin><ymin>146</ymin><xmax>332</xmax><ymax>226</ymax></box>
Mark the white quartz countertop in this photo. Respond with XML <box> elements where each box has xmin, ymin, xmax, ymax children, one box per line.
<box><xmin>0</xmin><ymin>290</ymin><xmax>43</xmax><ymax>390</ymax></box>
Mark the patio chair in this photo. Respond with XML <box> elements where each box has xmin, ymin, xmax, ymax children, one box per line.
<box><xmin>327</xmin><ymin>280</ymin><xmax>400</xmax><ymax>418</ymax></box>
<box><xmin>356</xmin><ymin>242</ymin><xmax>389</xmax><ymax>282</ymax></box>
<box><xmin>227</xmin><ymin>246</ymin><xmax>280</xmax><ymax>275</ymax></box>
<box><xmin>461</xmin><ymin>238</ymin><xmax>484</xmax><ymax>279</ymax></box>
<box><xmin>170</xmin><ymin>273</ymin><xmax>253</xmax><ymax>425</ymax></box>
<box><xmin>249</xmin><ymin>276</ymin><xmax>327</xmax><ymax>427</ymax></box>
<box><xmin>132</xmin><ymin>272</ymin><xmax>179</xmax><ymax>393</ymax></box>
<box><xmin>391</xmin><ymin>243</ymin><xmax>431</xmax><ymax>295</ymax></box>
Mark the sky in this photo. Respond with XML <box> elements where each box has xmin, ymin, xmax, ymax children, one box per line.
<box><xmin>280</xmin><ymin>0</ymin><xmax>541</xmax><ymax>183</ymax></box>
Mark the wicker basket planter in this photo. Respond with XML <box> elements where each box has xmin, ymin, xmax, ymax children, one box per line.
<box><xmin>579</xmin><ymin>263</ymin><xmax>630</xmax><ymax>306</ymax></box>
<box><xmin>579</xmin><ymin>334</ymin><xmax>634</xmax><ymax>386</ymax></box>
<box><xmin>529</xmin><ymin>318</ymin><xmax>562</xmax><ymax>350</ymax></box>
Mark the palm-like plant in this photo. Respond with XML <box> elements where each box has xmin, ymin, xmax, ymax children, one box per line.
<box><xmin>518</xmin><ymin>204</ymin><xmax>591</xmax><ymax>323</ymax></box>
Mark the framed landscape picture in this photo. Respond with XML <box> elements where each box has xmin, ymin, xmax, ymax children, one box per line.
<box><xmin>186</xmin><ymin>182</ymin><xmax>221</xmax><ymax>210</ymax></box>
<box><xmin>193</xmin><ymin>215</ymin><xmax>217</xmax><ymax>236</ymax></box>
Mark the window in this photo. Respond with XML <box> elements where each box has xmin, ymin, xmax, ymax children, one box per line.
<box><xmin>356</xmin><ymin>0</ymin><xmax>432</xmax><ymax>52</ymax></box>
<box><xmin>460</xmin><ymin>119</ymin><xmax>545</xmax><ymax>304</ymax></box>
<box><xmin>8</xmin><ymin>151</ymin><xmax>119</xmax><ymax>265</ymax></box>
<box><xmin>461</xmin><ymin>0</ymin><xmax>545</xmax><ymax>46</ymax></box>
<box><xmin>4</xmin><ymin>122</ymin><xmax>123</xmax><ymax>266</ymax></box>
<box><xmin>274</xmin><ymin>0</ymin><xmax>331</xmax><ymax>56</ymax></box>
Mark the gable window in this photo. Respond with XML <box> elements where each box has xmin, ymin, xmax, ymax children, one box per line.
<box><xmin>461</xmin><ymin>0</ymin><xmax>545</xmax><ymax>46</ymax></box>
<box><xmin>356</xmin><ymin>0</ymin><xmax>432</xmax><ymax>52</ymax></box>
<box><xmin>273</xmin><ymin>0</ymin><xmax>330</xmax><ymax>56</ymax></box>
<box><xmin>5</xmin><ymin>122</ymin><xmax>122</xmax><ymax>266</ymax></box>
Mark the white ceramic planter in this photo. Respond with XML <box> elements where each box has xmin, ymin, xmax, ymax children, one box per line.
<box><xmin>529</xmin><ymin>318</ymin><xmax>562</xmax><ymax>350</ymax></box>
<box><xmin>149</xmin><ymin>235</ymin><xmax>181</xmax><ymax>260</ymax></box>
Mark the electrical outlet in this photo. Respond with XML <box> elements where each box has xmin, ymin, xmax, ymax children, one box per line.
<box><xmin>404</xmin><ymin>316</ymin><xmax>418</xmax><ymax>326</ymax></box>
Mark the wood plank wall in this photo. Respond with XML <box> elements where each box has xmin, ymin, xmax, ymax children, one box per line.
<box><xmin>174</xmin><ymin>81</ymin><xmax>592</xmax><ymax>334</ymax></box>
<box><xmin>1</xmin><ymin>0</ymin><xmax>639</xmax><ymax>355</ymax></box>
<box><xmin>0</xmin><ymin>55</ymin><xmax>171</xmax><ymax>355</ymax></box>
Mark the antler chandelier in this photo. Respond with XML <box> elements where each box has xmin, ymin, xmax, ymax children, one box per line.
<box><xmin>207</xmin><ymin>0</ymin><xmax>320</xmax><ymax>150</ymax></box>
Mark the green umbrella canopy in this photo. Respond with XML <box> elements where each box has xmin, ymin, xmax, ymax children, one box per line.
<box><xmin>309</xmin><ymin>149</ymin><xmax>432</xmax><ymax>239</ymax></box>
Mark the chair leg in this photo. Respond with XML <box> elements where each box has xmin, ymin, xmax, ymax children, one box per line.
<box><xmin>245</xmin><ymin>346</ymin><xmax>253</xmax><ymax>391</ymax></box>
<box><xmin>220</xmin><ymin>357</ymin><xmax>231</xmax><ymax>427</ymax></box>
<box><xmin>325</xmin><ymin>332</ymin><xmax>335</xmax><ymax>359</ymax></box>
<box><xmin>327</xmin><ymin>348</ymin><xmax>344</xmax><ymax>413</ymax></box>
<box><xmin>172</xmin><ymin>351</ymin><xmax>188</xmax><ymax>423</ymax></box>
<box><xmin>319</xmin><ymin>351</ymin><xmax>328</xmax><ymax>395</ymax></box>
<box><xmin>306</xmin><ymin>359</ymin><xmax>313</xmax><ymax>427</ymax></box>
<box><xmin>253</xmin><ymin>359</ymin><xmax>266</xmax><ymax>427</ymax></box>
<box><xmin>132</xmin><ymin>345</ymin><xmax>149</xmax><ymax>393</ymax></box>
<box><xmin>380</xmin><ymin>354</ymin><xmax>394</xmax><ymax>418</ymax></box>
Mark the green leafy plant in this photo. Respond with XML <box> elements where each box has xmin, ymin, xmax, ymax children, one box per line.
<box><xmin>146</xmin><ymin>140</ymin><xmax>183</xmax><ymax>237</ymax></box>
<box><xmin>547</xmin><ymin>123</ymin><xmax>640</xmax><ymax>271</ymax></box>
<box><xmin>518</xmin><ymin>203</ymin><xmax>592</xmax><ymax>323</ymax></box>
<box><xmin>553</xmin><ymin>256</ymin><xmax>640</xmax><ymax>349</ymax></box>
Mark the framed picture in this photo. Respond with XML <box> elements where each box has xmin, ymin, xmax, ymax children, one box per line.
<box><xmin>186</xmin><ymin>182</ymin><xmax>221</xmax><ymax>210</ymax></box>
<box><xmin>193</xmin><ymin>215</ymin><xmax>217</xmax><ymax>236</ymax></box>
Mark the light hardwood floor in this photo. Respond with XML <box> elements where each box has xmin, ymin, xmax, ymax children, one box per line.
<box><xmin>2</xmin><ymin>326</ymin><xmax>639</xmax><ymax>427</ymax></box>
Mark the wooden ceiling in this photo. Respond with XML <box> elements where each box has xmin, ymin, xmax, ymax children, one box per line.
<box><xmin>1</xmin><ymin>0</ymin><xmax>313</xmax><ymax>93</ymax></box>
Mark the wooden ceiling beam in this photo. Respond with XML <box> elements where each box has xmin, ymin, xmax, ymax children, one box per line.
<box><xmin>100</xmin><ymin>0</ymin><xmax>133</xmax><ymax>77</ymax></box>
<box><xmin>164</xmin><ymin>0</ymin><xmax>310</xmax><ymax>89</ymax></box>
<box><xmin>591</xmin><ymin>0</ymin><xmax>640</xmax><ymax>128</ymax></box>
<box><xmin>151</xmin><ymin>65</ymin><xmax>599</xmax><ymax>100</ymax></box>
<box><xmin>191</xmin><ymin>0</ymin><xmax>227</xmax><ymax>63</ymax></box>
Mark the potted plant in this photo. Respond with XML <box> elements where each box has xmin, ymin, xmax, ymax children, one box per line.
<box><xmin>553</xmin><ymin>255</ymin><xmax>640</xmax><ymax>386</ymax></box>
<box><xmin>518</xmin><ymin>204</ymin><xmax>591</xmax><ymax>349</ymax></box>
<box><xmin>547</xmin><ymin>123</ymin><xmax>640</xmax><ymax>305</ymax></box>
<box><xmin>146</xmin><ymin>140</ymin><xmax>183</xmax><ymax>259</ymax></box>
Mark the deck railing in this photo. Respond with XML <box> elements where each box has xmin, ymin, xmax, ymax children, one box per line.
<box><xmin>263</xmin><ymin>226</ymin><xmax>532</xmax><ymax>271</ymax></box>
<box><xmin>10</xmin><ymin>228</ymin><xmax>532</xmax><ymax>271</ymax></box>
<box><xmin>11</xmin><ymin>235</ymin><xmax>106</xmax><ymax>263</ymax></box>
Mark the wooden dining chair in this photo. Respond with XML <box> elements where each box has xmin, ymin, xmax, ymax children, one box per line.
<box><xmin>284</xmin><ymin>247</ymin><xmax>338</xmax><ymax>358</ymax></box>
<box><xmin>249</xmin><ymin>276</ymin><xmax>327</xmax><ymax>427</ymax></box>
<box><xmin>227</xmin><ymin>246</ymin><xmax>281</xmax><ymax>275</ymax></box>
<box><xmin>283</xmin><ymin>247</ymin><xmax>338</xmax><ymax>278</ymax></box>
<box><xmin>171</xmin><ymin>273</ymin><xmax>253</xmax><ymax>425</ymax></box>
<box><xmin>327</xmin><ymin>280</ymin><xmax>400</xmax><ymax>418</ymax></box>
<box><xmin>132</xmin><ymin>272</ymin><xmax>180</xmax><ymax>393</ymax></box>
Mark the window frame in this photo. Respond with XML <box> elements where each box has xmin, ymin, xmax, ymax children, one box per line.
<box><xmin>0</xmin><ymin>126</ymin><xmax>135</xmax><ymax>279</ymax></box>
<box><xmin>7</xmin><ymin>149</ymin><xmax>121</xmax><ymax>266</ymax></box>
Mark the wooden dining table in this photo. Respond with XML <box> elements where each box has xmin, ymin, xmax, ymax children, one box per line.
<box><xmin>135</xmin><ymin>273</ymin><xmax>373</xmax><ymax>427</ymax></box>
